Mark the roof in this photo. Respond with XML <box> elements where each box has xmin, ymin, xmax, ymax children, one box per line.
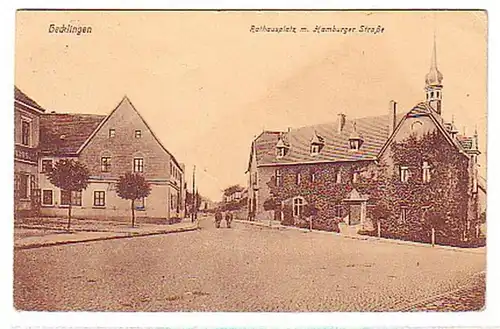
<box><xmin>40</xmin><ymin>113</ymin><xmax>106</xmax><ymax>155</ymax></box>
<box><xmin>14</xmin><ymin>86</ymin><xmax>46</xmax><ymax>112</ymax></box>
<box><xmin>253</xmin><ymin>113</ymin><xmax>405</xmax><ymax>166</ymax></box>
<box><xmin>378</xmin><ymin>101</ymin><xmax>479</xmax><ymax>160</ymax></box>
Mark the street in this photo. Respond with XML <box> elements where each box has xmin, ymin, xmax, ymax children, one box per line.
<box><xmin>14</xmin><ymin>216</ymin><xmax>485</xmax><ymax>312</ymax></box>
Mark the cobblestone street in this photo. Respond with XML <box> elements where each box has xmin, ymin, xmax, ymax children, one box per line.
<box><xmin>13</xmin><ymin>217</ymin><xmax>486</xmax><ymax>312</ymax></box>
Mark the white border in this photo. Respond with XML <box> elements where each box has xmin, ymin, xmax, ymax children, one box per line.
<box><xmin>2</xmin><ymin>1</ymin><xmax>499</xmax><ymax>328</ymax></box>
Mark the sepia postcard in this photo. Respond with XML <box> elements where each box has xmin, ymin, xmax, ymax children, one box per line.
<box><xmin>12</xmin><ymin>9</ymin><xmax>487</xmax><ymax>313</ymax></box>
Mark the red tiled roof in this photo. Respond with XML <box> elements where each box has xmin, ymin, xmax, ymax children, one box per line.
<box><xmin>14</xmin><ymin>86</ymin><xmax>46</xmax><ymax>112</ymax></box>
<box><xmin>40</xmin><ymin>113</ymin><xmax>106</xmax><ymax>155</ymax></box>
<box><xmin>255</xmin><ymin>114</ymin><xmax>405</xmax><ymax>166</ymax></box>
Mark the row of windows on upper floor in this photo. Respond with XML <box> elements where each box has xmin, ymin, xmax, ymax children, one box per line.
<box><xmin>108</xmin><ymin>128</ymin><xmax>143</xmax><ymax>139</ymax></box>
<box><xmin>254</xmin><ymin>162</ymin><xmax>439</xmax><ymax>188</ymax></box>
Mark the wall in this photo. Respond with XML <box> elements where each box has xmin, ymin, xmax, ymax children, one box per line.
<box><xmin>261</xmin><ymin>160</ymin><xmax>375</xmax><ymax>223</ymax></box>
<box><xmin>39</xmin><ymin>179</ymin><xmax>170</xmax><ymax>220</ymax></box>
<box><xmin>78</xmin><ymin>98</ymin><xmax>172</xmax><ymax>181</ymax></box>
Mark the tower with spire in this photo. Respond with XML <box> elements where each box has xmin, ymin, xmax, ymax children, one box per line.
<box><xmin>425</xmin><ymin>35</ymin><xmax>444</xmax><ymax>114</ymax></box>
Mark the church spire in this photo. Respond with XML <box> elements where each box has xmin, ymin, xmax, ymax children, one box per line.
<box><xmin>425</xmin><ymin>32</ymin><xmax>444</xmax><ymax>114</ymax></box>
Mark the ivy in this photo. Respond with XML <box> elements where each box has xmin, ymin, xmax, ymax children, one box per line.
<box><xmin>264</xmin><ymin>130</ymin><xmax>480</xmax><ymax>246</ymax></box>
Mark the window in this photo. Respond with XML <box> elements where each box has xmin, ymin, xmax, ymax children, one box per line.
<box><xmin>93</xmin><ymin>191</ymin><xmax>106</xmax><ymax>207</ymax></box>
<box><xmin>430</xmin><ymin>91</ymin><xmax>434</xmax><ymax>98</ymax></box>
<box><xmin>411</xmin><ymin>121</ymin><xmax>423</xmax><ymax>131</ymax></box>
<box><xmin>275</xmin><ymin>169</ymin><xmax>282</xmax><ymax>187</ymax></box>
<box><xmin>135</xmin><ymin>197</ymin><xmax>145</xmax><ymax>210</ymax></box>
<box><xmin>310</xmin><ymin>172</ymin><xmax>316</xmax><ymax>183</ymax></box>
<box><xmin>296</xmin><ymin>172</ymin><xmax>301</xmax><ymax>185</ymax></box>
<box><xmin>334</xmin><ymin>205</ymin><xmax>343</xmax><ymax>218</ymax></box>
<box><xmin>18</xmin><ymin>174</ymin><xmax>29</xmax><ymax>199</ymax></box>
<box><xmin>133</xmin><ymin>158</ymin><xmax>144</xmax><ymax>173</ymax></box>
<box><xmin>400</xmin><ymin>207</ymin><xmax>408</xmax><ymax>224</ymax></box>
<box><xmin>109</xmin><ymin>129</ymin><xmax>116</xmax><ymax>138</ymax></box>
<box><xmin>352</xmin><ymin>171</ymin><xmax>359</xmax><ymax>184</ymax></box>
<box><xmin>277</xmin><ymin>147</ymin><xmax>286</xmax><ymax>157</ymax></box>
<box><xmin>135</xmin><ymin>130</ymin><xmax>142</xmax><ymax>138</ymax></box>
<box><xmin>400</xmin><ymin>166</ymin><xmax>409</xmax><ymax>183</ymax></box>
<box><xmin>41</xmin><ymin>159</ymin><xmax>53</xmax><ymax>173</ymax></box>
<box><xmin>336</xmin><ymin>170</ymin><xmax>342</xmax><ymax>184</ymax></box>
<box><xmin>422</xmin><ymin>161</ymin><xmax>431</xmax><ymax>183</ymax></box>
<box><xmin>61</xmin><ymin>190</ymin><xmax>82</xmax><ymax>206</ymax></box>
<box><xmin>293</xmin><ymin>197</ymin><xmax>304</xmax><ymax>217</ymax></box>
<box><xmin>311</xmin><ymin>144</ymin><xmax>320</xmax><ymax>155</ymax></box>
<box><xmin>42</xmin><ymin>190</ymin><xmax>53</xmax><ymax>206</ymax></box>
<box><xmin>21</xmin><ymin>120</ymin><xmax>31</xmax><ymax>146</ymax></box>
<box><xmin>349</xmin><ymin>140</ymin><xmax>360</xmax><ymax>151</ymax></box>
<box><xmin>253</xmin><ymin>172</ymin><xmax>258</xmax><ymax>186</ymax></box>
<box><xmin>101</xmin><ymin>156</ymin><xmax>111</xmax><ymax>172</ymax></box>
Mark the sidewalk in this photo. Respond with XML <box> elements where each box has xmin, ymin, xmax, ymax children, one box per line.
<box><xmin>234</xmin><ymin>219</ymin><xmax>486</xmax><ymax>255</ymax></box>
<box><xmin>14</xmin><ymin>217</ymin><xmax>199</xmax><ymax>250</ymax></box>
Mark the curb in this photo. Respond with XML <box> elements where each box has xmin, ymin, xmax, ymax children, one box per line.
<box><xmin>14</xmin><ymin>224</ymin><xmax>199</xmax><ymax>250</ymax></box>
<box><xmin>234</xmin><ymin>219</ymin><xmax>485</xmax><ymax>254</ymax></box>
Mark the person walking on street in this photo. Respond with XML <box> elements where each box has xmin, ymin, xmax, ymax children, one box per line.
<box><xmin>215</xmin><ymin>209</ymin><xmax>222</xmax><ymax>228</ymax></box>
<box><xmin>225</xmin><ymin>211</ymin><xmax>233</xmax><ymax>228</ymax></box>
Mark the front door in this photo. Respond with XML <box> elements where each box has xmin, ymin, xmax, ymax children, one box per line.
<box><xmin>349</xmin><ymin>204</ymin><xmax>361</xmax><ymax>225</ymax></box>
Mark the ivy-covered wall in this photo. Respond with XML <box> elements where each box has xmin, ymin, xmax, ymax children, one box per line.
<box><xmin>265</xmin><ymin>160</ymin><xmax>378</xmax><ymax>230</ymax></box>
<box><xmin>375</xmin><ymin>130</ymin><xmax>477</xmax><ymax>244</ymax></box>
<box><xmin>263</xmin><ymin>129</ymin><xmax>480</xmax><ymax>245</ymax></box>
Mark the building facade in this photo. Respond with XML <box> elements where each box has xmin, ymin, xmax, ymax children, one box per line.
<box><xmin>14</xmin><ymin>92</ymin><xmax>186</xmax><ymax>221</ymax></box>
<box><xmin>246</xmin><ymin>43</ymin><xmax>486</xmax><ymax>243</ymax></box>
<box><xmin>14</xmin><ymin>87</ymin><xmax>46</xmax><ymax>218</ymax></box>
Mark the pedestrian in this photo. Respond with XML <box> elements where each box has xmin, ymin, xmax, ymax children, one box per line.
<box><xmin>225</xmin><ymin>211</ymin><xmax>233</xmax><ymax>228</ymax></box>
<box><xmin>215</xmin><ymin>209</ymin><xmax>222</xmax><ymax>228</ymax></box>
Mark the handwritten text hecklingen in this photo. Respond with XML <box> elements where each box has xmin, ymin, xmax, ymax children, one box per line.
<box><xmin>48</xmin><ymin>24</ymin><xmax>92</xmax><ymax>35</ymax></box>
<box><xmin>249</xmin><ymin>25</ymin><xmax>385</xmax><ymax>35</ymax></box>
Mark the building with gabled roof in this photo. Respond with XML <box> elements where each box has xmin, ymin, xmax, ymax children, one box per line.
<box><xmin>14</xmin><ymin>90</ymin><xmax>186</xmax><ymax>221</ymax></box>
<box><xmin>246</xmin><ymin>41</ymin><xmax>486</xmax><ymax>244</ymax></box>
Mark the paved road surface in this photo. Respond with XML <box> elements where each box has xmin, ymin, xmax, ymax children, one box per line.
<box><xmin>14</xmin><ymin>217</ymin><xmax>485</xmax><ymax>311</ymax></box>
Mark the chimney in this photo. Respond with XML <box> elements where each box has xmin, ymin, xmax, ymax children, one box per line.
<box><xmin>389</xmin><ymin>100</ymin><xmax>397</xmax><ymax>136</ymax></box>
<box><xmin>337</xmin><ymin>113</ymin><xmax>346</xmax><ymax>133</ymax></box>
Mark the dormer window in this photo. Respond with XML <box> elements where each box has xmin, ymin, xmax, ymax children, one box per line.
<box><xmin>277</xmin><ymin>147</ymin><xmax>286</xmax><ymax>158</ymax></box>
<box><xmin>310</xmin><ymin>132</ymin><xmax>324</xmax><ymax>155</ymax></box>
<box><xmin>349</xmin><ymin>139</ymin><xmax>361</xmax><ymax>150</ymax></box>
<box><xmin>275</xmin><ymin>135</ymin><xmax>289</xmax><ymax>158</ymax></box>
<box><xmin>348</xmin><ymin>121</ymin><xmax>363</xmax><ymax>151</ymax></box>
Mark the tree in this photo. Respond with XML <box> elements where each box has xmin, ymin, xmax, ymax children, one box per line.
<box><xmin>223</xmin><ymin>184</ymin><xmax>244</xmax><ymax>197</ymax></box>
<box><xmin>186</xmin><ymin>191</ymin><xmax>202</xmax><ymax>214</ymax></box>
<box><xmin>46</xmin><ymin>159</ymin><xmax>90</xmax><ymax>230</ymax></box>
<box><xmin>116</xmin><ymin>172</ymin><xmax>151</xmax><ymax>227</ymax></box>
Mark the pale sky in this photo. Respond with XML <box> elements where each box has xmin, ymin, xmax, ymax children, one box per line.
<box><xmin>15</xmin><ymin>10</ymin><xmax>487</xmax><ymax>201</ymax></box>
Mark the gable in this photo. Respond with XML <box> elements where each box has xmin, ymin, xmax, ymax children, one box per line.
<box><xmin>78</xmin><ymin>97</ymin><xmax>178</xmax><ymax>177</ymax></box>
<box><xmin>378</xmin><ymin>103</ymin><xmax>470</xmax><ymax>162</ymax></box>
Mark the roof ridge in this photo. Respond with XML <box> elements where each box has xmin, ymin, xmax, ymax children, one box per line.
<box><xmin>288</xmin><ymin>113</ymin><xmax>394</xmax><ymax>132</ymax></box>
